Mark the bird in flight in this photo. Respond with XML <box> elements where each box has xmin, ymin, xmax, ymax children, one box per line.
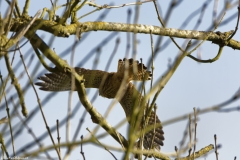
<box><xmin>36</xmin><ymin>58</ymin><xmax>164</xmax><ymax>152</ymax></box>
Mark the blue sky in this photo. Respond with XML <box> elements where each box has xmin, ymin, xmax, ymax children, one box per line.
<box><xmin>1</xmin><ymin>0</ymin><xmax>240</xmax><ymax>159</ymax></box>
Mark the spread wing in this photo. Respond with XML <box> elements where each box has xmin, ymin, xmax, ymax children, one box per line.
<box><xmin>36</xmin><ymin>58</ymin><xmax>165</xmax><ymax>150</ymax></box>
<box><xmin>35</xmin><ymin>67</ymin><xmax>108</xmax><ymax>91</ymax></box>
<box><xmin>119</xmin><ymin>82</ymin><xmax>164</xmax><ymax>149</ymax></box>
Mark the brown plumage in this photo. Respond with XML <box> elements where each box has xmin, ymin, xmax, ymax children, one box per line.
<box><xmin>36</xmin><ymin>58</ymin><xmax>164</xmax><ymax>151</ymax></box>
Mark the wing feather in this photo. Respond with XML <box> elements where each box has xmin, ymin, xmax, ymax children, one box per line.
<box><xmin>35</xmin><ymin>67</ymin><xmax>108</xmax><ymax>91</ymax></box>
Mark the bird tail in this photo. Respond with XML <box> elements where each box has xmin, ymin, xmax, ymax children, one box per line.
<box><xmin>143</xmin><ymin>111</ymin><xmax>164</xmax><ymax>149</ymax></box>
<box><xmin>134</xmin><ymin>111</ymin><xmax>164</xmax><ymax>158</ymax></box>
<box><xmin>117</xmin><ymin>58</ymin><xmax>152</xmax><ymax>81</ymax></box>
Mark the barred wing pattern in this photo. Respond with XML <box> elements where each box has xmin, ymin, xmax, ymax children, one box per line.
<box><xmin>36</xmin><ymin>68</ymin><xmax>108</xmax><ymax>91</ymax></box>
<box><xmin>36</xmin><ymin>58</ymin><xmax>164</xmax><ymax>151</ymax></box>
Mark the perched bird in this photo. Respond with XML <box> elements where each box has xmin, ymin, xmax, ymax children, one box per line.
<box><xmin>36</xmin><ymin>58</ymin><xmax>164</xmax><ymax>152</ymax></box>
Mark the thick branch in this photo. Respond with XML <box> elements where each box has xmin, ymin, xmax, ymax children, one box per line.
<box><xmin>4</xmin><ymin>53</ymin><xmax>28</xmax><ymax>117</ymax></box>
<box><xmin>74</xmin><ymin>75</ymin><xmax>129</xmax><ymax>148</ymax></box>
<box><xmin>8</xmin><ymin>18</ymin><xmax>240</xmax><ymax>50</ymax></box>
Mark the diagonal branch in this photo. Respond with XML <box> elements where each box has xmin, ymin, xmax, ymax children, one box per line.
<box><xmin>26</xmin><ymin>31</ymin><xmax>129</xmax><ymax>149</ymax></box>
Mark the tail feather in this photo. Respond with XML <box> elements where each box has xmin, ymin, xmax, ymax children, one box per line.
<box><xmin>120</xmin><ymin>83</ymin><xmax>164</xmax><ymax>150</ymax></box>
<box><xmin>143</xmin><ymin>112</ymin><xmax>165</xmax><ymax>149</ymax></box>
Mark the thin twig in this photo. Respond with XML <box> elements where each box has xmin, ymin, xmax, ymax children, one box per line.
<box><xmin>56</xmin><ymin>120</ymin><xmax>61</xmax><ymax>155</ymax></box>
<box><xmin>213</xmin><ymin>0</ymin><xmax>219</xmax><ymax>24</ymax></box>
<box><xmin>226</xmin><ymin>5</ymin><xmax>240</xmax><ymax>41</ymax></box>
<box><xmin>86</xmin><ymin>0</ymin><xmax>153</xmax><ymax>9</ymax></box>
<box><xmin>188</xmin><ymin>115</ymin><xmax>192</xmax><ymax>149</ymax></box>
<box><xmin>193</xmin><ymin>108</ymin><xmax>198</xmax><ymax>158</ymax></box>
<box><xmin>187</xmin><ymin>46</ymin><xmax>224</xmax><ymax>63</ymax></box>
<box><xmin>4</xmin><ymin>0</ymin><xmax>15</xmax><ymax>37</ymax></box>
<box><xmin>87</xmin><ymin>128</ymin><xmax>117</xmax><ymax>160</ymax></box>
<box><xmin>177</xmin><ymin>117</ymin><xmax>191</xmax><ymax>158</ymax></box>
<box><xmin>125</xmin><ymin>8</ymin><xmax>132</xmax><ymax>58</ymax></box>
<box><xmin>152</xmin><ymin>0</ymin><xmax>183</xmax><ymax>52</ymax></box>
<box><xmin>150</xmin><ymin>30</ymin><xmax>155</xmax><ymax>90</ymax></box>
<box><xmin>0</xmin><ymin>132</ymin><xmax>10</xmax><ymax>159</ymax></box>
<box><xmin>10</xmin><ymin>97</ymin><xmax>52</xmax><ymax>159</ymax></box>
<box><xmin>18</xmin><ymin>46</ymin><xmax>62</xmax><ymax>160</ymax></box>
<box><xmin>214</xmin><ymin>134</ymin><xmax>219</xmax><ymax>160</ymax></box>
<box><xmin>80</xmin><ymin>135</ymin><xmax>86</xmax><ymax>160</ymax></box>
<box><xmin>162</xmin><ymin>87</ymin><xmax>240</xmax><ymax>126</ymax></box>
<box><xmin>0</xmin><ymin>74</ymin><xmax>15</xmax><ymax>156</ymax></box>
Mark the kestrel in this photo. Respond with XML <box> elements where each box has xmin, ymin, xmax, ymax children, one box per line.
<box><xmin>36</xmin><ymin>58</ymin><xmax>164</xmax><ymax>152</ymax></box>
